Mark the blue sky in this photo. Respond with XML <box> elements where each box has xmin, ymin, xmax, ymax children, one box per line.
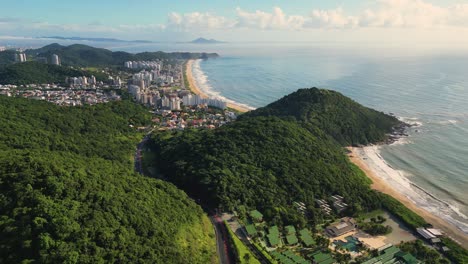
<box><xmin>1</xmin><ymin>0</ymin><xmax>468</xmax><ymax>43</ymax></box>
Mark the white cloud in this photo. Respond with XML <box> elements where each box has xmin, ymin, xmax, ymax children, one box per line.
<box><xmin>2</xmin><ymin>0</ymin><xmax>468</xmax><ymax>40</ymax></box>
<box><xmin>167</xmin><ymin>12</ymin><xmax>233</xmax><ymax>31</ymax></box>
<box><xmin>234</xmin><ymin>2</ymin><xmax>468</xmax><ymax>30</ymax></box>
<box><xmin>235</xmin><ymin>7</ymin><xmax>305</xmax><ymax>30</ymax></box>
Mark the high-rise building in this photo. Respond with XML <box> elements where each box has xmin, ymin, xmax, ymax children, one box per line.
<box><xmin>51</xmin><ymin>54</ymin><xmax>61</xmax><ymax>65</ymax></box>
<box><xmin>15</xmin><ymin>53</ymin><xmax>27</xmax><ymax>63</ymax></box>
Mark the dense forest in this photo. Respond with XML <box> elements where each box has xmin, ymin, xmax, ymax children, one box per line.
<box><xmin>1</xmin><ymin>43</ymin><xmax>219</xmax><ymax>67</ymax></box>
<box><xmin>148</xmin><ymin>88</ymin><xmax>424</xmax><ymax>229</ymax></box>
<box><xmin>0</xmin><ymin>61</ymin><xmax>108</xmax><ymax>85</ymax></box>
<box><xmin>242</xmin><ymin>88</ymin><xmax>401</xmax><ymax>146</ymax></box>
<box><xmin>149</xmin><ymin>117</ymin><xmax>382</xmax><ymax>226</ymax></box>
<box><xmin>0</xmin><ymin>96</ymin><xmax>217</xmax><ymax>263</ymax></box>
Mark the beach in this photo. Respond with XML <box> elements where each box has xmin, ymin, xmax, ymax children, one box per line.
<box><xmin>185</xmin><ymin>59</ymin><xmax>251</xmax><ymax>113</ymax></box>
<box><xmin>348</xmin><ymin>146</ymin><xmax>468</xmax><ymax>249</ymax></box>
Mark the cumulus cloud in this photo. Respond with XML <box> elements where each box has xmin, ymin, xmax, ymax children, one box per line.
<box><xmin>2</xmin><ymin>0</ymin><xmax>468</xmax><ymax>38</ymax></box>
<box><xmin>166</xmin><ymin>12</ymin><xmax>234</xmax><ymax>31</ymax></box>
<box><xmin>233</xmin><ymin>1</ymin><xmax>468</xmax><ymax>30</ymax></box>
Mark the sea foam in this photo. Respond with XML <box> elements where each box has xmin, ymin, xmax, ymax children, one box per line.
<box><xmin>358</xmin><ymin>145</ymin><xmax>468</xmax><ymax>234</ymax></box>
<box><xmin>191</xmin><ymin>59</ymin><xmax>256</xmax><ymax>111</ymax></box>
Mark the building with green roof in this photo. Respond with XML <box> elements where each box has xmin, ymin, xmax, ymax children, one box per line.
<box><xmin>299</xmin><ymin>229</ymin><xmax>315</xmax><ymax>247</ymax></box>
<box><xmin>310</xmin><ymin>252</ymin><xmax>335</xmax><ymax>264</ymax></box>
<box><xmin>250</xmin><ymin>210</ymin><xmax>263</xmax><ymax>222</ymax></box>
<box><xmin>362</xmin><ymin>246</ymin><xmax>420</xmax><ymax>264</ymax></box>
<box><xmin>285</xmin><ymin>225</ymin><xmax>296</xmax><ymax>235</ymax></box>
<box><xmin>269</xmin><ymin>225</ymin><xmax>279</xmax><ymax>235</ymax></box>
<box><xmin>245</xmin><ymin>224</ymin><xmax>257</xmax><ymax>237</ymax></box>
<box><xmin>396</xmin><ymin>252</ymin><xmax>419</xmax><ymax>264</ymax></box>
<box><xmin>286</xmin><ymin>234</ymin><xmax>299</xmax><ymax>245</ymax></box>
<box><xmin>267</xmin><ymin>233</ymin><xmax>280</xmax><ymax>247</ymax></box>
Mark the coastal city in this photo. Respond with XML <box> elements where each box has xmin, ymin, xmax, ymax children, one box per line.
<box><xmin>1</xmin><ymin>11</ymin><xmax>468</xmax><ymax>262</ymax></box>
<box><xmin>0</xmin><ymin>51</ymin><xmax>237</xmax><ymax>129</ymax></box>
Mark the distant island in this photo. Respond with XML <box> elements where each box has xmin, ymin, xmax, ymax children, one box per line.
<box><xmin>190</xmin><ymin>37</ymin><xmax>225</xmax><ymax>44</ymax></box>
<box><xmin>40</xmin><ymin>36</ymin><xmax>154</xmax><ymax>43</ymax></box>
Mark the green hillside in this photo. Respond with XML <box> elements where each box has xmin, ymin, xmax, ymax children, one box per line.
<box><xmin>243</xmin><ymin>88</ymin><xmax>401</xmax><ymax>146</ymax></box>
<box><xmin>147</xmin><ymin>88</ymin><xmax>426</xmax><ymax>229</ymax></box>
<box><xmin>149</xmin><ymin>116</ymin><xmax>381</xmax><ymax>226</ymax></box>
<box><xmin>23</xmin><ymin>43</ymin><xmax>219</xmax><ymax>67</ymax></box>
<box><xmin>0</xmin><ymin>61</ymin><xmax>107</xmax><ymax>85</ymax></box>
<box><xmin>0</xmin><ymin>96</ymin><xmax>217</xmax><ymax>263</ymax></box>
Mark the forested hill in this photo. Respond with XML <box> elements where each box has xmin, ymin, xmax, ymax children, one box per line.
<box><xmin>148</xmin><ymin>88</ymin><xmax>426</xmax><ymax>229</ymax></box>
<box><xmin>242</xmin><ymin>88</ymin><xmax>401</xmax><ymax>146</ymax></box>
<box><xmin>19</xmin><ymin>43</ymin><xmax>219</xmax><ymax>66</ymax></box>
<box><xmin>0</xmin><ymin>61</ymin><xmax>108</xmax><ymax>85</ymax></box>
<box><xmin>150</xmin><ymin>117</ymin><xmax>382</xmax><ymax>226</ymax></box>
<box><xmin>0</xmin><ymin>96</ymin><xmax>217</xmax><ymax>263</ymax></box>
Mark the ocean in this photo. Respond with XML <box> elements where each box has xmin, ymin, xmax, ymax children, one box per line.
<box><xmin>5</xmin><ymin>39</ymin><xmax>468</xmax><ymax>234</ymax></box>
<box><xmin>187</xmin><ymin>43</ymin><xmax>468</xmax><ymax>235</ymax></box>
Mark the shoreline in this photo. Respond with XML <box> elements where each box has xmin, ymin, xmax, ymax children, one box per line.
<box><xmin>185</xmin><ymin>59</ymin><xmax>251</xmax><ymax>113</ymax></box>
<box><xmin>348</xmin><ymin>146</ymin><xmax>468</xmax><ymax>249</ymax></box>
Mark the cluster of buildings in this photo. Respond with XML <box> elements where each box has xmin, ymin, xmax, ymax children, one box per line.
<box><xmin>124</xmin><ymin>61</ymin><xmax>162</xmax><ymax>70</ymax></box>
<box><xmin>129</xmin><ymin>84</ymin><xmax>227</xmax><ymax>111</ymax></box>
<box><xmin>64</xmin><ymin>75</ymin><xmax>122</xmax><ymax>88</ymax></box>
<box><xmin>131</xmin><ymin>70</ymin><xmax>174</xmax><ymax>87</ymax></box>
<box><xmin>0</xmin><ymin>88</ymin><xmax>120</xmax><ymax>106</ymax></box>
<box><xmin>65</xmin><ymin>75</ymin><xmax>97</xmax><ymax>87</ymax></box>
<box><xmin>316</xmin><ymin>195</ymin><xmax>349</xmax><ymax>216</ymax></box>
<box><xmin>152</xmin><ymin>108</ymin><xmax>236</xmax><ymax>131</ymax></box>
<box><xmin>127</xmin><ymin>62</ymin><xmax>227</xmax><ymax>111</ymax></box>
<box><xmin>13</xmin><ymin>52</ymin><xmax>61</xmax><ymax>65</ymax></box>
<box><xmin>15</xmin><ymin>52</ymin><xmax>27</xmax><ymax>63</ymax></box>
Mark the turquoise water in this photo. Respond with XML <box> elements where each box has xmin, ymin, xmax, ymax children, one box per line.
<box><xmin>190</xmin><ymin>45</ymin><xmax>468</xmax><ymax>233</ymax></box>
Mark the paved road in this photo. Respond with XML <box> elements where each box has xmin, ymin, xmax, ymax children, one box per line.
<box><xmin>211</xmin><ymin>215</ymin><xmax>235</xmax><ymax>264</ymax></box>
<box><xmin>134</xmin><ymin>132</ymin><xmax>152</xmax><ymax>175</ymax></box>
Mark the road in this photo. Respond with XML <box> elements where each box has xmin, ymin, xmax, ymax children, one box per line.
<box><xmin>210</xmin><ymin>215</ymin><xmax>235</xmax><ymax>264</ymax></box>
<box><xmin>134</xmin><ymin>131</ymin><xmax>153</xmax><ymax>175</ymax></box>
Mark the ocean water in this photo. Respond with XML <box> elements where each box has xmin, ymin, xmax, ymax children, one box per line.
<box><xmin>188</xmin><ymin>44</ymin><xmax>468</xmax><ymax>234</ymax></box>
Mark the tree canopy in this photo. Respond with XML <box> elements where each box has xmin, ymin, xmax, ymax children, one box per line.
<box><xmin>242</xmin><ymin>88</ymin><xmax>401</xmax><ymax>146</ymax></box>
<box><xmin>148</xmin><ymin>88</ymin><xmax>417</xmax><ymax>228</ymax></box>
<box><xmin>0</xmin><ymin>96</ymin><xmax>216</xmax><ymax>263</ymax></box>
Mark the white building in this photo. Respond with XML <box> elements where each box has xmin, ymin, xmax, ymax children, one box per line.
<box><xmin>15</xmin><ymin>53</ymin><xmax>27</xmax><ymax>63</ymax></box>
<box><xmin>182</xmin><ymin>94</ymin><xmax>226</xmax><ymax>109</ymax></box>
<box><xmin>51</xmin><ymin>54</ymin><xmax>60</xmax><ymax>65</ymax></box>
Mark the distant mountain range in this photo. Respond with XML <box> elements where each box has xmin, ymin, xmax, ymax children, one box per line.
<box><xmin>190</xmin><ymin>37</ymin><xmax>225</xmax><ymax>44</ymax></box>
<box><xmin>40</xmin><ymin>36</ymin><xmax>154</xmax><ymax>43</ymax></box>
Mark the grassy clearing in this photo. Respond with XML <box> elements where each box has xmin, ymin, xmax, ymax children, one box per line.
<box><xmin>225</xmin><ymin>221</ymin><xmax>261</xmax><ymax>264</ymax></box>
<box><xmin>176</xmin><ymin>215</ymin><xmax>218</xmax><ymax>264</ymax></box>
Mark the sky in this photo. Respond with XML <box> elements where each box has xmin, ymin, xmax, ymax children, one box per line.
<box><xmin>1</xmin><ymin>0</ymin><xmax>468</xmax><ymax>46</ymax></box>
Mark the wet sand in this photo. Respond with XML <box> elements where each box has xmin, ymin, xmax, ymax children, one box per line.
<box><xmin>185</xmin><ymin>59</ymin><xmax>250</xmax><ymax>113</ymax></box>
<box><xmin>348</xmin><ymin>147</ymin><xmax>468</xmax><ymax>249</ymax></box>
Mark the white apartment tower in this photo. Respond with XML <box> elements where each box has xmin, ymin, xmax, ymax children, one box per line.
<box><xmin>51</xmin><ymin>54</ymin><xmax>61</xmax><ymax>65</ymax></box>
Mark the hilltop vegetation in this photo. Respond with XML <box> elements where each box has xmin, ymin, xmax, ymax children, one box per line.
<box><xmin>150</xmin><ymin>116</ymin><xmax>381</xmax><ymax>226</ymax></box>
<box><xmin>148</xmin><ymin>88</ymin><xmax>421</xmax><ymax>229</ymax></box>
<box><xmin>243</xmin><ymin>88</ymin><xmax>401</xmax><ymax>146</ymax></box>
<box><xmin>15</xmin><ymin>43</ymin><xmax>219</xmax><ymax>67</ymax></box>
<box><xmin>0</xmin><ymin>96</ymin><xmax>216</xmax><ymax>263</ymax></box>
<box><xmin>0</xmin><ymin>61</ymin><xmax>107</xmax><ymax>85</ymax></box>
